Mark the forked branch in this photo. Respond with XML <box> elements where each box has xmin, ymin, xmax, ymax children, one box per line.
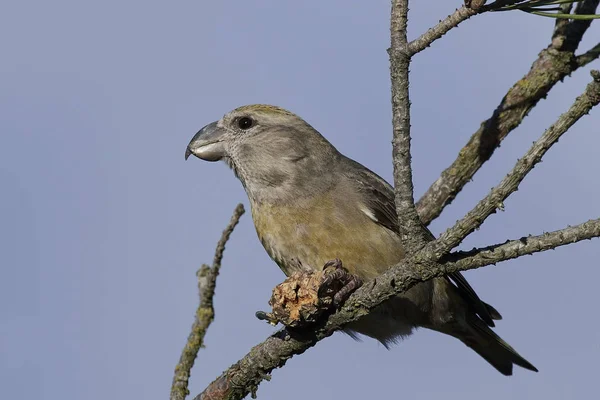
<box><xmin>444</xmin><ymin>218</ymin><xmax>600</xmax><ymax>269</ymax></box>
<box><xmin>417</xmin><ymin>0</ymin><xmax>600</xmax><ymax>225</ymax></box>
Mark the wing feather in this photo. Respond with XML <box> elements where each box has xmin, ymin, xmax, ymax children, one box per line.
<box><xmin>342</xmin><ymin>157</ymin><xmax>498</xmax><ymax>327</ymax></box>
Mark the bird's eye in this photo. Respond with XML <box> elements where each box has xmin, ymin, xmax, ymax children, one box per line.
<box><xmin>237</xmin><ymin>117</ymin><xmax>254</xmax><ymax>130</ymax></box>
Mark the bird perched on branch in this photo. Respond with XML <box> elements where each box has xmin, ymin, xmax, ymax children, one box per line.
<box><xmin>185</xmin><ymin>104</ymin><xmax>537</xmax><ymax>375</ymax></box>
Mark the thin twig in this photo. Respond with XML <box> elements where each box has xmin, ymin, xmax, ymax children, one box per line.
<box><xmin>576</xmin><ymin>42</ymin><xmax>600</xmax><ymax>67</ymax></box>
<box><xmin>444</xmin><ymin>218</ymin><xmax>600</xmax><ymax>269</ymax></box>
<box><xmin>211</xmin><ymin>204</ymin><xmax>246</xmax><ymax>275</ymax></box>
<box><xmin>194</xmin><ymin>213</ymin><xmax>600</xmax><ymax>400</ymax></box>
<box><xmin>406</xmin><ymin>1</ymin><xmax>535</xmax><ymax>56</ymax></box>
<box><xmin>425</xmin><ymin>71</ymin><xmax>600</xmax><ymax>259</ymax></box>
<box><xmin>389</xmin><ymin>0</ymin><xmax>429</xmax><ymax>249</ymax></box>
<box><xmin>416</xmin><ymin>3</ymin><xmax>599</xmax><ymax>225</ymax></box>
<box><xmin>170</xmin><ymin>204</ymin><xmax>245</xmax><ymax>400</ymax></box>
<box><xmin>408</xmin><ymin>7</ymin><xmax>478</xmax><ymax>55</ymax></box>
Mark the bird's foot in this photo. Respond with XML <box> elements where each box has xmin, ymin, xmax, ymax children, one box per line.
<box><xmin>318</xmin><ymin>258</ymin><xmax>363</xmax><ymax>307</ymax></box>
<box><xmin>255</xmin><ymin>259</ymin><xmax>362</xmax><ymax>328</ymax></box>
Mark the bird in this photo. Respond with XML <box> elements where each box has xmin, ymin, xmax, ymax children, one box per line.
<box><xmin>185</xmin><ymin>104</ymin><xmax>537</xmax><ymax>375</ymax></box>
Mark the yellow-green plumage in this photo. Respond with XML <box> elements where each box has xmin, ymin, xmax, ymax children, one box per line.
<box><xmin>251</xmin><ymin>187</ymin><xmax>403</xmax><ymax>279</ymax></box>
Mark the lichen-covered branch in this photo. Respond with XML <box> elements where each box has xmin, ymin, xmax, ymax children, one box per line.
<box><xmin>444</xmin><ymin>218</ymin><xmax>600</xmax><ymax>269</ymax></box>
<box><xmin>416</xmin><ymin>1</ymin><xmax>600</xmax><ymax>226</ymax></box>
<box><xmin>171</xmin><ymin>204</ymin><xmax>245</xmax><ymax>400</ymax></box>
<box><xmin>390</xmin><ymin>0</ymin><xmax>429</xmax><ymax>250</ymax></box>
<box><xmin>194</xmin><ymin>214</ymin><xmax>600</xmax><ymax>400</ymax></box>
<box><xmin>426</xmin><ymin>71</ymin><xmax>600</xmax><ymax>259</ymax></box>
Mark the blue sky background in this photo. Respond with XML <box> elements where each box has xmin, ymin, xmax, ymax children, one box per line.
<box><xmin>2</xmin><ymin>1</ymin><xmax>599</xmax><ymax>399</ymax></box>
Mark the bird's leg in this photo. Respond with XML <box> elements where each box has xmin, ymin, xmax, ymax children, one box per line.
<box><xmin>319</xmin><ymin>258</ymin><xmax>363</xmax><ymax>307</ymax></box>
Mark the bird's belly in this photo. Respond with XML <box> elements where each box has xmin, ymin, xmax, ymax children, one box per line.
<box><xmin>251</xmin><ymin>200</ymin><xmax>404</xmax><ymax>279</ymax></box>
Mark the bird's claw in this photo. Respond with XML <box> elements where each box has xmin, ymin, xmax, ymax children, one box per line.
<box><xmin>318</xmin><ymin>258</ymin><xmax>363</xmax><ymax>307</ymax></box>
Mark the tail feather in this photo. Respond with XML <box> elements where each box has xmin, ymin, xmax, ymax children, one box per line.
<box><xmin>461</xmin><ymin>317</ymin><xmax>538</xmax><ymax>376</ymax></box>
<box><xmin>483</xmin><ymin>301</ymin><xmax>502</xmax><ymax>321</ymax></box>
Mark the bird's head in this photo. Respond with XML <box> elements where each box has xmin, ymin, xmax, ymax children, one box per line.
<box><xmin>186</xmin><ymin>104</ymin><xmax>340</xmax><ymax>202</ymax></box>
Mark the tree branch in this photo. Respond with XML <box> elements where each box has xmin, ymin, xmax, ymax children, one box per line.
<box><xmin>561</xmin><ymin>0</ymin><xmax>600</xmax><ymax>53</ymax></box>
<box><xmin>390</xmin><ymin>0</ymin><xmax>429</xmax><ymax>249</ymax></box>
<box><xmin>416</xmin><ymin>1</ymin><xmax>600</xmax><ymax>226</ymax></box>
<box><xmin>408</xmin><ymin>6</ymin><xmax>478</xmax><ymax>55</ymax></box>
<box><xmin>551</xmin><ymin>2</ymin><xmax>574</xmax><ymax>49</ymax></box>
<box><xmin>444</xmin><ymin>218</ymin><xmax>600</xmax><ymax>269</ymax></box>
<box><xmin>407</xmin><ymin>1</ymin><xmax>543</xmax><ymax>56</ymax></box>
<box><xmin>171</xmin><ymin>204</ymin><xmax>245</xmax><ymax>400</ymax></box>
<box><xmin>425</xmin><ymin>70</ymin><xmax>600</xmax><ymax>259</ymax></box>
<box><xmin>576</xmin><ymin>42</ymin><xmax>600</xmax><ymax>68</ymax></box>
<box><xmin>194</xmin><ymin>214</ymin><xmax>600</xmax><ymax>400</ymax></box>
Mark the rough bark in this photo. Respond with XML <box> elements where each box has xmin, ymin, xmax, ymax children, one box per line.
<box><xmin>390</xmin><ymin>0</ymin><xmax>430</xmax><ymax>250</ymax></box>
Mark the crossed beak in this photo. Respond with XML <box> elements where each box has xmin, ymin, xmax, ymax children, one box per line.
<box><xmin>185</xmin><ymin>121</ymin><xmax>227</xmax><ymax>161</ymax></box>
